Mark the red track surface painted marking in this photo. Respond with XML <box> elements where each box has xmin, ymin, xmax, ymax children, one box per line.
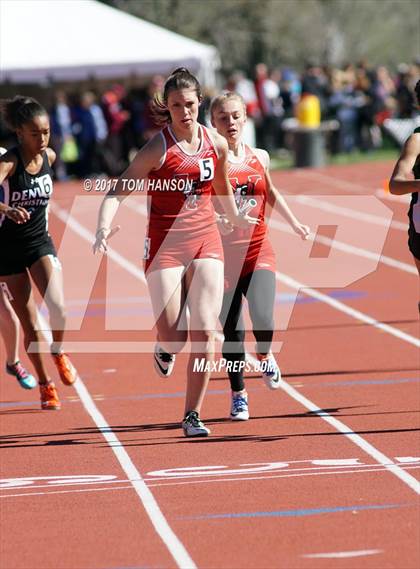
<box><xmin>1</xmin><ymin>161</ymin><xmax>419</xmax><ymax>568</ymax></box>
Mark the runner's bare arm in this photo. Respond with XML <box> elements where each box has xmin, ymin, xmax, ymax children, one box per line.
<box><xmin>0</xmin><ymin>153</ymin><xmax>30</xmax><ymax>223</ymax></box>
<box><xmin>389</xmin><ymin>133</ymin><xmax>420</xmax><ymax>195</ymax></box>
<box><xmin>94</xmin><ymin>135</ymin><xmax>163</xmax><ymax>253</ymax></box>
<box><xmin>256</xmin><ymin>148</ymin><xmax>310</xmax><ymax>240</ymax></box>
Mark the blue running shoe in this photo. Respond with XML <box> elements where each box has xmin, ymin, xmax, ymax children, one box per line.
<box><xmin>6</xmin><ymin>361</ymin><xmax>37</xmax><ymax>389</ymax></box>
<box><xmin>230</xmin><ymin>392</ymin><xmax>249</xmax><ymax>421</ymax></box>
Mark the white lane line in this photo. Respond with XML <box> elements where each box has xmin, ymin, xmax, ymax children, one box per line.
<box><xmin>51</xmin><ymin>202</ymin><xmax>420</xmax><ymax>497</ymax></box>
<box><xmin>50</xmin><ymin>203</ymin><xmax>147</xmax><ymax>283</ymax></box>
<box><xmin>54</xmin><ymin>199</ymin><xmax>419</xmax><ymax>347</ymax></box>
<box><xmin>122</xmin><ymin>198</ymin><xmax>148</xmax><ymax>214</ymax></box>
<box><xmin>294</xmin><ymin>169</ymin><xmax>389</xmax><ymax>196</ymax></box>
<box><xmin>4</xmin><ymin>465</ymin><xmax>420</xmax><ymax>499</ymax></box>
<box><xmin>125</xmin><ymin>195</ymin><xmax>416</xmax><ymax>275</ymax></box>
<box><xmin>3</xmin><ymin>459</ymin><xmax>419</xmax><ymax>490</ymax></box>
<box><xmin>36</xmin><ymin>216</ymin><xmax>196</xmax><ymax>569</ymax></box>
<box><xmin>303</xmin><ymin>549</ymin><xmax>382</xmax><ymax>559</ymax></box>
<box><xmin>72</xmin><ymin>380</ymin><xmax>196</xmax><ymax>568</ymax></box>
<box><xmin>294</xmin><ymin>170</ymin><xmax>374</xmax><ymax>193</ymax></box>
<box><xmin>1</xmin><ymin>486</ymin><xmax>134</xmax><ymax>499</ymax></box>
<box><xmin>375</xmin><ymin>189</ymin><xmax>411</xmax><ymax>204</ymax></box>
<box><xmin>269</xmin><ymin>218</ymin><xmax>416</xmax><ymax>275</ymax></box>
<box><xmin>245</xmin><ymin>349</ymin><xmax>420</xmax><ymax>495</ymax></box>
<box><xmin>294</xmin><ymin>194</ymin><xmax>407</xmax><ymax>231</ymax></box>
<box><xmin>276</xmin><ymin>272</ymin><xmax>420</xmax><ymax>348</ymax></box>
<box><xmin>122</xmin><ymin>200</ymin><xmax>419</xmax><ymax>330</ymax></box>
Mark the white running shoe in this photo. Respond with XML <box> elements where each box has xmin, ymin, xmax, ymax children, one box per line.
<box><xmin>153</xmin><ymin>344</ymin><xmax>176</xmax><ymax>377</ymax></box>
<box><xmin>182</xmin><ymin>411</ymin><xmax>210</xmax><ymax>437</ymax></box>
<box><xmin>258</xmin><ymin>353</ymin><xmax>281</xmax><ymax>390</ymax></box>
<box><xmin>230</xmin><ymin>391</ymin><xmax>249</xmax><ymax>421</ymax></box>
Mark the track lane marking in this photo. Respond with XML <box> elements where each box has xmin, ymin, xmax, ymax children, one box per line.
<box><xmin>72</xmin><ymin>379</ymin><xmax>196</xmax><ymax>569</ymax></box>
<box><xmin>34</xmin><ymin>266</ymin><xmax>196</xmax><ymax>569</ymax></box>
<box><xmin>180</xmin><ymin>503</ymin><xmax>408</xmax><ymax>519</ymax></box>
<box><xmin>291</xmin><ymin>192</ymin><xmax>407</xmax><ymax>231</ymax></box>
<box><xmin>124</xmin><ymin>193</ymin><xmax>416</xmax><ymax>274</ymax></box>
<box><xmin>276</xmin><ymin>272</ymin><xmax>420</xmax><ymax>347</ymax></box>
<box><xmin>51</xmin><ymin>202</ymin><xmax>420</xmax><ymax>497</ymax></box>
<box><xmin>375</xmin><ymin>188</ymin><xmax>410</xmax><ymax>204</ymax></box>
<box><xmin>269</xmin><ymin>217</ymin><xmax>416</xmax><ymax>275</ymax></box>
<box><xmin>118</xmin><ymin>200</ymin><xmax>419</xmax><ymax>347</ymax></box>
<box><xmin>3</xmin><ymin>466</ymin><xmax>420</xmax><ymax>498</ymax></box>
<box><xmin>50</xmin><ymin>203</ymin><xmax>147</xmax><ymax>283</ymax></box>
<box><xmin>248</xmin><ymin>344</ymin><xmax>420</xmax><ymax>495</ymax></box>
<box><xmin>303</xmin><ymin>549</ymin><xmax>382</xmax><ymax>559</ymax></box>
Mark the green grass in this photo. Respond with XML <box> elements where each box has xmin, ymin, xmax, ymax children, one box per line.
<box><xmin>270</xmin><ymin>147</ymin><xmax>399</xmax><ymax>170</ymax></box>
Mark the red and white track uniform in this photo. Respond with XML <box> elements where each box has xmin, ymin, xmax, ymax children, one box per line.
<box><xmin>221</xmin><ymin>144</ymin><xmax>275</xmax><ymax>290</ymax></box>
<box><xmin>144</xmin><ymin>125</ymin><xmax>223</xmax><ymax>272</ymax></box>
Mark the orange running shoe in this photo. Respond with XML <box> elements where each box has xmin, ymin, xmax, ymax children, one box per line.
<box><xmin>40</xmin><ymin>382</ymin><xmax>61</xmax><ymax>410</ymax></box>
<box><xmin>52</xmin><ymin>352</ymin><xmax>77</xmax><ymax>386</ymax></box>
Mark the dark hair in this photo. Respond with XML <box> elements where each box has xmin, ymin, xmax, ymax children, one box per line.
<box><xmin>0</xmin><ymin>96</ymin><xmax>47</xmax><ymax>131</ymax></box>
<box><xmin>151</xmin><ymin>67</ymin><xmax>202</xmax><ymax>126</ymax></box>
<box><xmin>415</xmin><ymin>79</ymin><xmax>420</xmax><ymax>106</ymax></box>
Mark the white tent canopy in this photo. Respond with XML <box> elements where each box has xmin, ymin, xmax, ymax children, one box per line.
<box><xmin>0</xmin><ymin>0</ymin><xmax>220</xmax><ymax>86</ymax></box>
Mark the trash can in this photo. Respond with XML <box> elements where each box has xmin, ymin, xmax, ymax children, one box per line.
<box><xmin>294</xmin><ymin>128</ymin><xmax>326</xmax><ymax>168</ymax></box>
<box><xmin>281</xmin><ymin>118</ymin><xmax>340</xmax><ymax>169</ymax></box>
<box><xmin>294</xmin><ymin>93</ymin><xmax>325</xmax><ymax>167</ymax></box>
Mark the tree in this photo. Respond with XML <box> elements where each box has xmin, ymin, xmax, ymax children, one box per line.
<box><xmin>101</xmin><ymin>0</ymin><xmax>420</xmax><ymax>72</ymax></box>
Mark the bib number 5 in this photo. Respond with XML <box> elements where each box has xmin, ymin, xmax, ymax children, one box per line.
<box><xmin>198</xmin><ymin>158</ymin><xmax>215</xmax><ymax>181</ymax></box>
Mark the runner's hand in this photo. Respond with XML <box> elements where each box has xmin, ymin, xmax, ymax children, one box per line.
<box><xmin>93</xmin><ymin>226</ymin><xmax>120</xmax><ymax>254</ymax></box>
<box><xmin>233</xmin><ymin>213</ymin><xmax>260</xmax><ymax>229</ymax></box>
<box><xmin>293</xmin><ymin>223</ymin><xmax>311</xmax><ymax>240</ymax></box>
<box><xmin>216</xmin><ymin>214</ymin><xmax>234</xmax><ymax>235</ymax></box>
<box><xmin>6</xmin><ymin>206</ymin><xmax>30</xmax><ymax>224</ymax></box>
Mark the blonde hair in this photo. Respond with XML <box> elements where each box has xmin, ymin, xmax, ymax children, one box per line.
<box><xmin>210</xmin><ymin>91</ymin><xmax>246</xmax><ymax>119</ymax></box>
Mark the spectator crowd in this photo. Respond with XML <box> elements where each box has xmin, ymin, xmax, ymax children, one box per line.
<box><xmin>0</xmin><ymin>59</ymin><xmax>418</xmax><ymax>180</ymax></box>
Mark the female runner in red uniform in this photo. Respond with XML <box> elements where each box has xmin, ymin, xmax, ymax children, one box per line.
<box><xmin>94</xmin><ymin>69</ymin><xmax>257</xmax><ymax>436</ymax></box>
<box><xmin>211</xmin><ymin>92</ymin><xmax>310</xmax><ymax>420</ymax></box>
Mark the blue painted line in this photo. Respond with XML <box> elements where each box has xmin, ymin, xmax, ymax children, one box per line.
<box><xmin>65</xmin><ymin>296</ymin><xmax>150</xmax><ymax>306</ymax></box>
<box><xmin>38</xmin><ymin>296</ymin><xmax>152</xmax><ymax>318</ymax></box>
<box><xmin>105</xmin><ymin>567</ymin><xmax>155</xmax><ymax>569</ymax></box>
<box><xmin>0</xmin><ymin>393</ymin><xmax>186</xmax><ymax>409</ymax></box>
<box><xmin>126</xmin><ymin>390</ymin><xmax>186</xmax><ymax>400</ymax></box>
<box><xmin>40</xmin><ymin>307</ymin><xmax>153</xmax><ymax>317</ymax></box>
<box><xmin>181</xmin><ymin>503</ymin><xmax>406</xmax><ymax>521</ymax></box>
<box><xmin>0</xmin><ymin>400</ymin><xmax>38</xmax><ymax>408</ymax></box>
<box><xmin>0</xmin><ymin>387</ymin><xmax>263</xmax><ymax>409</ymax></box>
<box><xmin>40</xmin><ymin>291</ymin><xmax>368</xmax><ymax>317</ymax></box>
<box><xmin>276</xmin><ymin>290</ymin><xmax>367</xmax><ymax>305</ymax></box>
<box><xmin>317</xmin><ymin>377</ymin><xmax>420</xmax><ymax>387</ymax></box>
<box><xmin>90</xmin><ymin>387</ymin><xmax>245</xmax><ymax>403</ymax></box>
<box><xmin>105</xmin><ymin>566</ymin><xmax>156</xmax><ymax>569</ymax></box>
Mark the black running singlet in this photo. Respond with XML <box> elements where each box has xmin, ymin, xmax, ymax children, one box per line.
<box><xmin>408</xmin><ymin>127</ymin><xmax>420</xmax><ymax>233</ymax></box>
<box><xmin>0</xmin><ymin>148</ymin><xmax>54</xmax><ymax>245</ymax></box>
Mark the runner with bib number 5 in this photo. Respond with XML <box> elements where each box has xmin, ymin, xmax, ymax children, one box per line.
<box><xmin>94</xmin><ymin>68</ymin><xmax>258</xmax><ymax>437</ymax></box>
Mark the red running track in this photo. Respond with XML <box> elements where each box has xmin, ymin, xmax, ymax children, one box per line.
<box><xmin>0</xmin><ymin>160</ymin><xmax>419</xmax><ymax>569</ymax></box>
